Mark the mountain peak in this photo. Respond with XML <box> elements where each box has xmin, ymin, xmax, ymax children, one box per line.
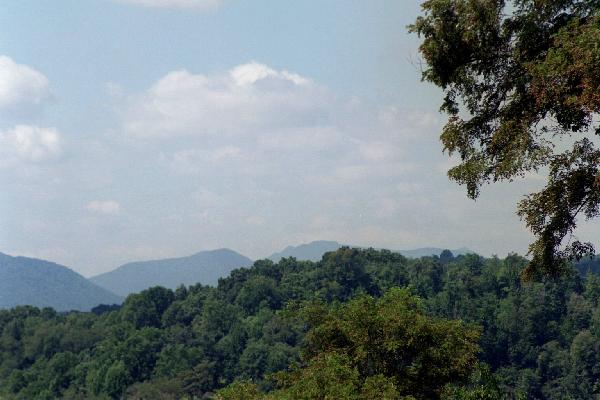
<box><xmin>0</xmin><ymin>253</ymin><xmax>121</xmax><ymax>311</ymax></box>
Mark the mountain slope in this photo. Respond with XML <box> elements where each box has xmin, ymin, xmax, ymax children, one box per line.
<box><xmin>575</xmin><ymin>255</ymin><xmax>600</xmax><ymax>275</ymax></box>
<box><xmin>0</xmin><ymin>252</ymin><xmax>122</xmax><ymax>311</ymax></box>
<box><xmin>90</xmin><ymin>248</ymin><xmax>253</xmax><ymax>296</ymax></box>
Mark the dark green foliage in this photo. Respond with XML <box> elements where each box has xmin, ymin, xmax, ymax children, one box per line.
<box><xmin>410</xmin><ymin>0</ymin><xmax>600</xmax><ymax>277</ymax></box>
<box><xmin>1</xmin><ymin>247</ymin><xmax>599</xmax><ymax>399</ymax></box>
<box><xmin>121</xmin><ymin>286</ymin><xmax>175</xmax><ymax>329</ymax></box>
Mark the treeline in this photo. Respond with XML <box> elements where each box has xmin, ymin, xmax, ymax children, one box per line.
<box><xmin>1</xmin><ymin>248</ymin><xmax>600</xmax><ymax>399</ymax></box>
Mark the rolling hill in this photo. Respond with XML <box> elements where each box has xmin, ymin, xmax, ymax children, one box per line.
<box><xmin>90</xmin><ymin>248</ymin><xmax>253</xmax><ymax>296</ymax></box>
<box><xmin>0</xmin><ymin>252</ymin><xmax>122</xmax><ymax>311</ymax></box>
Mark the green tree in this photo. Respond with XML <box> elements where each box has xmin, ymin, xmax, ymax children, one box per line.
<box><xmin>121</xmin><ymin>286</ymin><xmax>175</xmax><ymax>329</ymax></box>
<box><xmin>218</xmin><ymin>288</ymin><xmax>481</xmax><ymax>400</ymax></box>
<box><xmin>410</xmin><ymin>0</ymin><xmax>600</xmax><ymax>277</ymax></box>
<box><xmin>103</xmin><ymin>361</ymin><xmax>129</xmax><ymax>399</ymax></box>
<box><xmin>298</xmin><ymin>288</ymin><xmax>480</xmax><ymax>399</ymax></box>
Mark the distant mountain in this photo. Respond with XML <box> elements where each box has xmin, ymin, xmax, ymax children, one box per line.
<box><xmin>397</xmin><ymin>247</ymin><xmax>474</xmax><ymax>258</ymax></box>
<box><xmin>268</xmin><ymin>241</ymin><xmax>474</xmax><ymax>262</ymax></box>
<box><xmin>90</xmin><ymin>248</ymin><xmax>253</xmax><ymax>296</ymax></box>
<box><xmin>268</xmin><ymin>241</ymin><xmax>343</xmax><ymax>262</ymax></box>
<box><xmin>574</xmin><ymin>255</ymin><xmax>600</xmax><ymax>275</ymax></box>
<box><xmin>0</xmin><ymin>252</ymin><xmax>122</xmax><ymax>312</ymax></box>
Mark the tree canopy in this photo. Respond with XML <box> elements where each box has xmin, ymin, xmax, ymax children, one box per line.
<box><xmin>410</xmin><ymin>0</ymin><xmax>600</xmax><ymax>278</ymax></box>
<box><xmin>4</xmin><ymin>248</ymin><xmax>600</xmax><ymax>398</ymax></box>
<box><xmin>217</xmin><ymin>288</ymin><xmax>482</xmax><ymax>400</ymax></box>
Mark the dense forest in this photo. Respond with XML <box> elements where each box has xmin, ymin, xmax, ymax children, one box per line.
<box><xmin>2</xmin><ymin>248</ymin><xmax>600</xmax><ymax>399</ymax></box>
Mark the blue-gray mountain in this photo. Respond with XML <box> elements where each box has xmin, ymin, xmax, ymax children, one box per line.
<box><xmin>267</xmin><ymin>240</ymin><xmax>473</xmax><ymax>262</ymax></box>
<box><xmin>90</xmin><ymin>248</ymin><xmax>253</xmax><ymax>296</ymax></box>
<box><xmin>0</xmin><ymin>252</ymin><xmax>121</xmax><ymax>311</ymax></box>
<box><xmin>268</xmin><ymin>240</ymin><xmax>342</xmax><ymax>262</ymax></box>
<box><xmin>399</xmin><ymin>246</ymin><xmax>473</xmax><ymax>258</ymax></box>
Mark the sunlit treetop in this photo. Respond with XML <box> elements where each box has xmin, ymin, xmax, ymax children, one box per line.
<box><xmin>410</xmin><ymin>0</ymin><xmax>600</xmax><ymax>278</ymax></box>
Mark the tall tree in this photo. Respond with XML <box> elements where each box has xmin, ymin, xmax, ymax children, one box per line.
<box><xmin>410</xmin><ymin>0</ymin><xmax>600</xmax><ymax>278</ymax></box>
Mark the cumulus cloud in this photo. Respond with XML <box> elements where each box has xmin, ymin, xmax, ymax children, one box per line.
<box><xmin>0</xmin><ymin>56</ymin><xmax>50</xmax><ymax>113</ymax></box>
<box><xmin>86</xmin><ymin>200</ymin><xmax>122</xmax><ymax>215</ymax></box>
<box><xmin>0</xmin><ymin>125</ymin><xmax>62</xmax><ymax>166</ymax></box>
<box><xmin>116</xmin><ymin>0</ymin><xmax>223</xmax><ymax>10</ymax></box>
<box><xmin>123</xmin><ymin>62</ymin><xmax>331</xmax><ymax>138</ymax></box>
<box><xmin>119</xmin><ymin>61</ymin><xmax>445</xmax><ymax>193</ymax></box>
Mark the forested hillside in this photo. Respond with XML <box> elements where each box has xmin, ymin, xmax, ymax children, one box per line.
<box><xmin>2</xmin><ymin>248</ymin><xmax>600</xmax><ymax>399</ymax></box>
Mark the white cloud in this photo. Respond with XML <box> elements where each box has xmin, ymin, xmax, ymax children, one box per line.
<box><xmin>117</xmin><ymin>0</ymin><xmax>223</xmax><ymax>10</ymax></box>
<box><xmin>86</xmin><ymin>200</ymin><xmax>122</xmax><ymax>215</ymax></box>
<box><xmin>0</xmin><ymin>125</ymin><xmax>62</xmax><ymax>165</ymax></box>
<box><xmin>122</xmin><ymin>62</ymin><xmax>331</xmax><ymax>138</ymax></box>
<box><xmin>230</xmin><ymin>62</ymin><xmax>308</xmax><ymax>86</ymax></box>
<box><xmin>120</xmin><ymin>63</ymin><xmax>445</xmax><ymax>194</ymax></box>
<box><xmin>0</xmin><ymin>56</ymin><xmax>50</xmax><ymax>112</ymax></box>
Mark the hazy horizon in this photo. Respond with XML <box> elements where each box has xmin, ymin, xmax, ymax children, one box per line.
<box><xmin>4</xmin><ymin>240</ymin><xmax>477</xmax><ymax>278</ymax></box>
<box><xmin>2</xmin><ymin>0</ymin><xmax>597</xmax><ymax>276</ymax></box>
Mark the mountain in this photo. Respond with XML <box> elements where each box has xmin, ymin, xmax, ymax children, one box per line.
<box><xmin>268</xmin><ymin>240</ymin><xmax>343</xmax><ymax>262</ymax></box>
<box><xmin>0</xmin><ymin>252</ymin><xmax>122</xmax><ymax>311</ymax></box>
<box><xmin>90</xmin><ymin>248</ymin><xmax>253</xmax><ymax>296</ymax></box>
<box><xmin>574</xmin><ymin>255</ymin><xmax>600</xmax><ymax>275</ymax></box>
<box><xmin>398</xmin><ymin>247</ymin><xmax>474</xmax><ymax>258</ymax></box>
<box><xmin>268</xmin><ymin>241</ymin><xmax>474</xmax><ymax>262</ymax></box>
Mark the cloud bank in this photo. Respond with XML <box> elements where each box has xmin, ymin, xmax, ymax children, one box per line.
<box><xmin>0</xmin><ymin>56</ymin><xmax>50</xmax><ymax>113</ymax></box>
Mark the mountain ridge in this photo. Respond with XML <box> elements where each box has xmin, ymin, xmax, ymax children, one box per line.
<box><xmin>2</xmin><ymin>243</ymin><xmax>476</xmax><ymax>309</ymax></box>
<box><xmin>90</xmin><ymin>248</ymin><xmax>253</xmax><ymax>296</ymax></box>
<box><xmin>0</xmin><ymin>252</ymin><xmax>121</xmax><ymax>311</ymax></box>
<box><xmin>267</xmin><ymin>240</ymin><xmax>474</xmax><ymax>262</ymax></box>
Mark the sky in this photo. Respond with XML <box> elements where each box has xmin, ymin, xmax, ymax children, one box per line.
<box><xmin>2</xmin><ymin>0</ymin><xmax>596</xmax><ymax>277</ymax></box>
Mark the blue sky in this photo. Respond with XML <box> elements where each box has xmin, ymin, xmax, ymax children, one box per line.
<box><xmin>2</xmin><ymin>0</ymin><xmax>591</xmax><ymax>276</ymax></box>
